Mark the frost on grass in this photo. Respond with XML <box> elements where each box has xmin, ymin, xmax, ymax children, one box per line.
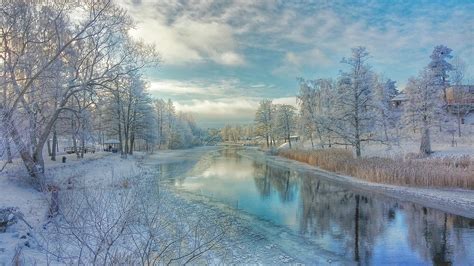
<box><xmin>16</xmin><ymin>166</ymin><xmax>232</xmax><ymax>265</ymax></box>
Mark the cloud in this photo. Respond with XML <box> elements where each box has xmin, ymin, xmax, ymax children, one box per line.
<box><xmin>273</xmin><ymin>97</ymin><xmax>297</xmax><ymax>106</ymax></box>
<box><xmin>121</xmin><ymin>0</ymin><xmax>474</xmax><ymax>75</ymax></box>
<box><xmin>216</xmin><ymin>52</ymin><xmax>246</xmax><ymax>66</ymax></box>
<box><xmin>148</xmin><ymin>78</ymin><xmax>277</xmax><ymax>99</ymax></box>
<box><xmin>285</xmin><ymin>52</ymin><xmax>301</xmax><ymax>65</ymax></box>
<box><xmin>173</xmin><ymin>96</ymin><xmax>297</xmax><ymax>125</ymax></box>
<box><xmin>119</xmin><ymin>1</ymin><xmax>246</xmax><ymax>66</ymax></box>
<box><xmin>148</xmin><ymin>80</ymin><xmax>209</xmax><ymax>95</ymax></box>
<box><xmin>174</xmin><ymin>99</ymin><xmax>257</xmax><ymax>122</ymax></box>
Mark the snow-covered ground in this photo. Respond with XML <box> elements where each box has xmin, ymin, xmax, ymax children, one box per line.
<box><xmin>0</xmin><ymin>152</ymin><xmax>135</xmax><ymax>264</ymax></box>
<box><xmin>288</xmin><ymin>123</ymin><xmax>474</xmax><ymax>160</ymax></box>
<box><xmin>360</xmin><ymin>132</ymin><xmax>474</xmax><ymax>159</ymax></box>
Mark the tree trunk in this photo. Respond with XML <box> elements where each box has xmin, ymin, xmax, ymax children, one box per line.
<box><xmin>5</xmin><ymin>138</ymin><xmax>12</xmax><ymax>163</ymax></box>
<box><xmin>51</xmin><ymin>130</ymin><xmax>57</xmax><ymax>161</ymax></box>
<box><xmin>457</xmin><ymin>105</ymin><xmax>462</xmax><ymax>137</ymax></box>
<box><xmin>355</xmin><ymin>140</ymin><xmax>361</xmax><ymax>158</ymax></box>
<box><xmin>129</xmin><ymin>131</ymin><xmax>135</xmax><ymax>155</ymax></box>
<box><xmin>47</xmin><ymin>140</ymin><xmax>52</xmax><ymax>157</ymax></box>
<box><xmin>124</xmin><ymin>129</ymin><xmax>129</xmax><ymax>158</ymax></box>
<box><xmin>6</xmin><ymin>117</ymin><xmax>44</xmax><ymax>181</ymax></box>
<box><xmin>71</xmin><ymin>116</ymin><xmax>80</xmax><ymax>158</ymax></box>
<box><xmin>80</xmin><ymin>119</ymin><xmax>85</xmax><ymax>159</ymax></box>
<box><xmin>288</xmin><ymin>133</ymin><xmax>292</xmax><ymax>149</ymax></box>
<box><xmin>420</xmin><ymin>127</ymin><xmax>431</xmax><ymax>155</ymax></box>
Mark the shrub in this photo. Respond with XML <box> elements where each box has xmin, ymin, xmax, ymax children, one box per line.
<box><xmin>278</xmin><ymin>149</ymin><xmax>474</xmax><ymax>189</ymax></box>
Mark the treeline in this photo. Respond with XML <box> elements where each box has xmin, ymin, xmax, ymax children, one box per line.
<box><xmin>255</xmin><ymin>45</ymin><xmax>468</xmax><ymax>157</ymax></box>
<box><xmin>255</xmin><ymin>101</ymin><xmax>297</xmax><ymax>148</ymax></box>
<box><xmin>153</xmin><ymin>99</ymin><xmax>204</xmax><ymax>149</ymax></box>
<box><xmin>0</xmin><ymin>1</ymin><xmax>203</xmax><ymax>181</ymax></box>
<box><xmin>220</xmin><ymin>124</ymin><xmax>255</xmax><ymax>142</ymax></box>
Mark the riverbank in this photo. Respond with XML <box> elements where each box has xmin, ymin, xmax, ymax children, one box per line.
<box><xmin>241</xmin><ymin>147</ymin><xmax>474</xmax><ymax>219</ymax></box>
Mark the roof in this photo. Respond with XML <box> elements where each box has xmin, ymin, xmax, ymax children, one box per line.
<box><xmin>391</xmin><ymin>93</ymin><xmax>408</xmax><ymax>102</ymax></box>
<box><xmin>448</xmin><ymin>85</ymin><xmax>474</xmax><ymax>93</ymax></box>
<box><xmin>104</xmin><ymin>139</ymin><xmax>120</xmax><ymax>144</ymax></box>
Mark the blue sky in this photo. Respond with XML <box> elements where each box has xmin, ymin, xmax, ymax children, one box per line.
<box><xmin>118</xmin><ymin>0</ymin><xmax>474</xmax><ymax>127</ymax></box>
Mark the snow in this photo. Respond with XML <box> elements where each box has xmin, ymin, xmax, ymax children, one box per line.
<box><xmin>0</xmin><ymin>152</ymin><xmax>134</xmax><ymax>264</ymax></box>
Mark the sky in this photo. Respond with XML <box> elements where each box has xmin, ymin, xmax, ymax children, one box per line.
<box><xmin>117</xmin><ymin>0</ymin><xmax>474</xmax><ymax>128</ymax></box>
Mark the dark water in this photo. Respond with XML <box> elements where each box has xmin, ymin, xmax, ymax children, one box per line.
<box><xmin>160</xmin><ymin>147</ymin><xmax>474</xmax><ymax>265</ymax></box>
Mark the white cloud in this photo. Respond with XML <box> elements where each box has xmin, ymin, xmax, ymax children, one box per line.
<box><xmin>285</xmin><ymin>52</ymin><xmax>301</xmax><ymax>65</ymax></box>
<box><xmin>273</xmin><ymin>97</ymin><xmax>297</xmax><ymax>106</ymax></box>
<box><xmin>216</xmin><ymin>51</ymin><xmax>246</xmax><ymax>66</ymax></box>
<box><xmin>172</xmin><ymin>96</ymin><xmax>298</xmax><ymax>124</ymax></box>
<box><xmin>174</xmin><ymin>99</ymin><xmax>258</xmax><ymax>121</ymax></box>
<box><xmin>148</xmin><ymin>78</ymin><xmax>269</xmax><ymax>98</ymax></box>
<box><xmin>119</xmin><ymin>1</ymin><xmax>246</xmax><ymax>66</ymax></box>
<box><xmin>148</xmin><ymin>80</ymin><xmax>209</xmax><ymax>95</ymax></box>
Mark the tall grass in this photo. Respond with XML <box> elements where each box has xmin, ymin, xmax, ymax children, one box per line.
<box><xmin>278</xmin><ymin>149</ymin><xmax>474</xmax><ymax>189</ymax></box>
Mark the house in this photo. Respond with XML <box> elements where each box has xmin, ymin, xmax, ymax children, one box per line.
<box><xmin>103</xmin><ymin>139</ymin><xmax>120</xmax><ymax>153</ymax></box>
<box><xmin>390</xmin><ymin>93</ymin><xmax>408</xmax><ymax>108</ymax></box>
<box><xmin>446</xmin><ymin>85</ymin><xmax>474</xmax><ymax>114</ymax></box>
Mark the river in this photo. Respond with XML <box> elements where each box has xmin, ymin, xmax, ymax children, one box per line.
<box><xmin>156</xmin><ymin>147</ymin><xmax>474</xmax><ymax>265</ymax></box>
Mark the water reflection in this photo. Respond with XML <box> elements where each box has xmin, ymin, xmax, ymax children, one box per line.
<box><xmin>161</xmin><ymin>148</ymin><xmax>474</xmax><ymax>264</ymax></box>
<box><xmin>253</xmin><ymin>162</ymin><xmax>298</xmax><ymax>202</ymax></box>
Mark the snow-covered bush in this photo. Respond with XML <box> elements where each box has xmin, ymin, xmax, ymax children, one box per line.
<box><xmin>31</xmin><ymin>170</ymin><xmax>230</xmax><ymax>264</ymax></box>
<box><xmin>278</xmin><ymin>149</ymin><xmax>473</xmax><ymax>189</ymax></box>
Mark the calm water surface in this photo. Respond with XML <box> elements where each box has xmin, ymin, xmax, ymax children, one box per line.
<box><xmin>160</xmin><ymin>147</ymin><xmax>474</xmax><ymax>265</ymax></box>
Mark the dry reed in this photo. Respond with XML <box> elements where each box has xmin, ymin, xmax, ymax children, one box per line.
<box><xmin>278</xmin><ymin>149</ymin><xmax>474</xmax><ymax>189</ymax></box>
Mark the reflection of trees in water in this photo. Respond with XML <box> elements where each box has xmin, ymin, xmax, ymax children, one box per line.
<box><xmin>299</xmin><ymin>175</ymin><xmax>388</xmax><ymax>264</ymax></box>
<box><xmin>253</xmin><ymin>164</ymin><xmax>272</xmax><ymax>198</ymax></box>
<box><xmin>300</xmin><ymin>174</ymin><xmax>474</xmax><ymax>264</ymax></box>
<box><xmin>252</xmin><ymin>162</ymin><xmax>298</xmax><ymax>202</ymax></box>
<box><xmin>219</xmin><ymin>148</ymin><xmax>242</xmax><ymax>161</ymax></box>
<box><xmin>404</xmin><ymin>204</ymin><xmax>473</xmax><ymax>265</ymax></box>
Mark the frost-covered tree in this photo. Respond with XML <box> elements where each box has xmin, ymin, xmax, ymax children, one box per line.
<box><xmin>297</xmin><ymin>79</ymin><xmax>323</xmax><ymax>148</ymax></box>
<box><xmin>449</xmin><ymin>56</ymin><xmax>468</xmax><ymax>137</ymax></box>
<box><xmin>153</xmin><ymin>99</ymin><xmax>167</xmax><ymax>149</ymax></box>
<box><xmin>0</xmin><ymin>1</ymin><xmax>158</xmax><ymax>180</ymax></box>
<box><xmin>275</xmin><ymin>104</ymin><xmax>297</xmax><ymax>148</ymax></box>
<box><xmin>450</xmin><ymin>56</ymin><xmax>466</xmax><ymax>86</ymax></box>
<box><xmin>255</xmin><ymin>99</ymin><xmax>275</xmax><ymax>147</ymax></box>
<box><xmin>428</xmin><ymin>45</ymin><xmax>453</xmax><ymax>104</ymax></box>
<box><xmin>333</xmin><ymin>47</ymin><xmax>375</xmax><ymax>157</ymax></box>
<box><xmin>373</xmin><ymin>76</ymin><xmax>399</xmax><ymax>142</ymax></box>
<box><xmin>296</xmin><ymin>78</ymin><xmax>338</xmax><ymax>148</ymax></box>
<box><xmin>150</xmin><ymin>98</ymin><xmax>202</xmax><ymax>149</ymax></box>
<box><xmin>404</xmin><ymin>70</ymin><xmax>444</xmax><ymax>155</ymax></box>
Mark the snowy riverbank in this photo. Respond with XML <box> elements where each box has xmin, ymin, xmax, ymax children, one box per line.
<box><xmin>242</xmin><ymin>148</ymin><xmax>474</xmax><ymax>219</ymax></box>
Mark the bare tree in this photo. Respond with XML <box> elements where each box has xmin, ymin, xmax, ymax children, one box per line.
<box><xmin>404</xmin><ymin>70</ymin><xmax>444</xmax><ymax>155</ymax></box>
<box><xmin>275</xmin><ymin>104</ymin><xmax>297</xmax><ymax>148</ymax></box>
<box><xmin>255</xmin><ymin>99</ymin><xmax>275</xmax><ymax>147</ymax></box>
<box><xmin>1</xmin><ymin>1</ymin><xmax>157</xmax><ymax>181</ymax></box>
<box><xmin>332</xmin><ymin>47</ymin><xmax>375</xmax><ymax>157</ymax></box>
